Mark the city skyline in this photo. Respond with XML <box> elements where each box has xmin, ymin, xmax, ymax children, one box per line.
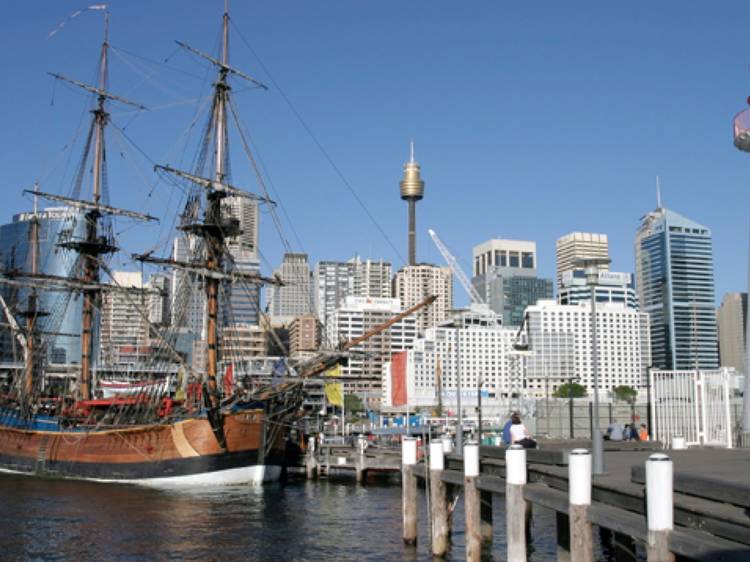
<box><xmin>0</xmin><ymin>2</ymin><xmax>747</xmax><ymax>309</ymax></box>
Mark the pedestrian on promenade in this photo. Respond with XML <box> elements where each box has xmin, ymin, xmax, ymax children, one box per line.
<box><xmin>638</xmin><ymin>423</ymin><xmax>649</xmax><ymax>441</ymax></box>
<box><xmin>502</xmin><ymin>413</ymin><xmax>515</xmax><ymax>445</ymax></box>
<box><xmin>510</xmin><ymin>413</ymin><xmax>537</xmax><ymax>449</ymax></box>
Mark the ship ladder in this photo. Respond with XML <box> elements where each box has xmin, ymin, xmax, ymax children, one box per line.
<box><xmin>35</xmin><ymin>435</ymin><xmax>50</xmax><ymax>474</ymax></box>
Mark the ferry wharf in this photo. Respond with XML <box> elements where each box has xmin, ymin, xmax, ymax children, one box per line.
<box><xmin>297</xmin><ymin>437</ymin><xmax>750</xmax><ymax>561</ymax></box>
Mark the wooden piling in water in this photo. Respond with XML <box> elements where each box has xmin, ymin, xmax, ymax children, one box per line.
<box><xmin>505</xmin><ymin>445</ymin><xmax>527</xmax><ymax>562</ymax></box>
<box><xmin>556</xmin><ymin>512</ymin><xmax>571</xmax><ymax>562</ymax></box>
<box><xmin>463</xmin><ymin>442</ymin><xmax>481</xmax><ymax>562</ymax></box>
<box><xmin>401</xmin><ymin>437</ymin><xmax>418</xmax><ymax>546</ymax></box>
<box><xmin>569</xmin><ymin>448</ymin><xmax>594</xmax><ymax>562</ymax></box>
<box><xmin>646</xmin><ymin>453</ymin><xmax>675</xmax><ymax>562</ymax></box>
<box><xmin>480</xmin><ymin>489</ymin><xmax>493</xmax><ymax>544</ymax></box>
<box><xmin>429</xmin><ymin>441</ymin><xmax>449</xmax><ymax>558</ymax></box>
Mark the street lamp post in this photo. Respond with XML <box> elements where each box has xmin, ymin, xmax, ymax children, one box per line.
<box><xmin>578</xmin><ymin>258</ymin><xmax>611</xmax><ymax>475</ymax></box>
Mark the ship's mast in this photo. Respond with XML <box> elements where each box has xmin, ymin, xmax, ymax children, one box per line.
<box><xmin>23</xmin><ymin>184</ymin><xmax>41</xmax><ymax>404</ymax></box>
<box><xmin>79</xmin><ymin>12</ymin><xmax>111</xmax><ymax>401</ymax></box>
<box><xmin>203</xmin><ymin>7</ymin><xmax>231</xmax><ymax>416</ymax></box>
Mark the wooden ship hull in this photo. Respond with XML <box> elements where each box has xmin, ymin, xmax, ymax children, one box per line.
<box><xmin>0</xmin><ymin>410</ymin><xmax>291</xmax><ymax>486</ymax></box>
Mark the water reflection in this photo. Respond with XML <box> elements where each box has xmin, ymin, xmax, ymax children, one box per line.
<box><xmin>0</xmin><ymin>473</ymin><xmax>632</xmax><ymax>561</ymax></box>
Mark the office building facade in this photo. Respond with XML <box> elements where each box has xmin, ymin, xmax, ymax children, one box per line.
<box><xmin>558</xmin><ymin>270</ymin><xmax>637</xmax><ymax>309</ymax></box>
<box><xmin>392</xmin><ymin>264</ymin><xmax>452</xmax><ymax>335</ymax></box>
<box><xmin>635</xmin><ymin>207</ymin><xmax>718</xmax><ymax>370</ymax></box>
<box><xmin>556</xmin><ymin>232</ymin><xmax>610</xmax><ymax>290</ymax></box>
<box><xmin>718</xmin><ymin>292</ymin><xmax>748</xmax><ymax>374</ymax></box>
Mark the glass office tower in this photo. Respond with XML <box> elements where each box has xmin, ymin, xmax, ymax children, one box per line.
<box><xmin>635</xmin><ymin>206</ymin><xmax>718</xmax><ymax>370</ymax></box>
<box><xmin>0</xmin><ymin>207</ymin><xmax>86</xmax><ymax>364</ymax></box>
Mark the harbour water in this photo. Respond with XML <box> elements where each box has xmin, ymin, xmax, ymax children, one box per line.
<box><xmin>0</xmin><ymin>472</ymin><xmax>624</xmax><ymax>561</ymax></box>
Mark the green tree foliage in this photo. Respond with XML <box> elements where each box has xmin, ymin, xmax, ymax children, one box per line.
<box><xmin>613</xmin><ymin>385</ymin><xmax>638</xmax><ymax>403</ymax></box>
<box><xmin>344</xmin><ymin>393</ymin><xmax>364</xmax><ymax>414</ymax></box>
<box><xmin>552</xmin><ymin>382</ymin><xmax>587</xmax><ymax>398</ymax></box>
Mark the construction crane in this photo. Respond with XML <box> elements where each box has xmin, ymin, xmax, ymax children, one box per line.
<box><xmin>427</xmin><ymin>228</ymin><xmax>494</xmax><ymax>316</ymax></box>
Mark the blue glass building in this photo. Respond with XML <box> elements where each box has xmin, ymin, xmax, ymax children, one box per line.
<box><xmin>635</xmin><ymin>206</ymin><xmax>718</xmax><ymax>370</ymax></box>
<box><xmin>0</xmin><ymin>207</ymin><xmax>86</xmax><ymax>364</ymax></box>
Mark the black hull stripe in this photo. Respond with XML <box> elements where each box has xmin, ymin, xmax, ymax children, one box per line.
<box><xmin>0</xmin><ymin>449</ymin><xmax>287</xmax><ymax>481</ymax></box>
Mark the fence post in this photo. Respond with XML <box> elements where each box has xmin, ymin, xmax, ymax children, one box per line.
<box><xmin>429</xmin><ymin>441</ymin><xmax>449</xmax><ymax>558</ymax></box>
<box><xmin>506</xmin><ymin>444</ymin><xmax>527</xmax><ymax>562</ymax></box>
<box><xmin>401</xmin><ymin>437</ymin><xmax>418</xmax><ymax>546</ymax></box>
<box><xmin>464</xmin><ymin>441</ymin><xmax>481</xmax><ymax>562</ymax></box>
<box><xmin>569</xmin><ymin>448</ymin><xmax>594</xmax><ymax>562</ymax></box>
<box><xmin>646</xmin><ymin>453</ymin><xmax>674</xmax><ymax>562</ymax></box>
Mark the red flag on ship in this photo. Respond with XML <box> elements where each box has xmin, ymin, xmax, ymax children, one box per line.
<box><xmin>223</xmin><ymin>363</ymin><xmax>234</xmax><ymax>396</ymax></box>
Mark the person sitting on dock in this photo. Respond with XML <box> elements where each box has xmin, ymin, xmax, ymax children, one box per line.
<box><xmin>638</xmin><ymin>423</ymin><xmax>649</xmax><ymax>441</ymax></box>
<box><xmin>509</xmin><ymin>413</ymin><xmax>537</xmax><ymax>449</ymax></box>
<box><xmin>502</xmin><ymin>413</ymin><xmax>516</xmax><ymax>445</ymax></box>
<box><xmin>605</xmin><ymin>422</ymin><xmax>624</xmax><ymax>441</ymax></box>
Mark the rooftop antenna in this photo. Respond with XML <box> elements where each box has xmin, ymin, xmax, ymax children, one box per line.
<box><xmin>409</xmin><ymin>138</ymin><xmax>415</xmax><ymax>163</ymax></box>
<box><xmin>656</xmin><ymin>175</ymin><xmax>662</xmax><ymax>209</ymax></box>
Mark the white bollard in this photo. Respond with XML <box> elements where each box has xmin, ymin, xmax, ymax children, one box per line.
<box><xmin>506</xmin><ymin>444</ymin><xmax>527</xmax><ymax>485</ymax></box>
<box><xmin>402</xmin><ymin>436</ymin><xmax>417</xmax><ymax>466</ymax></box>
<box><xmin>464</xmin><ymin>441</ymin><xmax>481</xmax><ymax>562</ymax></box>
<box><xmin>309</xmin><ymin>436</ymin><xmax>316</xmax><ymax>453</ymax></box>
<box><xmin>568</xmin><ymin>449</ymin><xmax>593</xmax><ymax>562</ymax></box>
<box><xmin>429</xmin><ymin>440</ymin><xmax>449</xmax><ymax>557</ymax></box>
<box><xmin>646</xmin><ymin>453</ymin><xmax>674</xmax><ymax>562</ymax></box>
<box><xmin>506</xmin><ymin>444</ymin><xmax>527</xmax><ymax>562</ymax></box>
<box><xmin>401</xmin><ymin>436</ymin><xmax>418</xmax><ymax>545</ymax></box>
<box><xmin>569</xmin><ymin>449</ymin><xmax>592</xmax><ymax>506</ymax></box>
<box><xmin>441</xmin><ymin>435</ymin><xmax>453</xmax><ymax>454</ymax></box>
<box><xmin>464</xmin><ymin>441</ymin><xmax>480</xmax><ymax>477</ymax></box>
<box><xmin>671</xmin><ymin>436</ymin><xmax>686</xmax><ymax>450</ymax></box>
<box><xmin>430</xmin><ymin>441</ymin><xmax>445</xmax><ymax>471</ymax></box>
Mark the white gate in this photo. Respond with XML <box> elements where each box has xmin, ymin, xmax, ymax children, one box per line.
<box><xmin>650</xmin><ymin>368</ymin><xmax>732</xmax><ymax>448</ymax></box>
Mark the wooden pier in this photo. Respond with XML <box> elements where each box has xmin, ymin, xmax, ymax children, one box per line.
<box><xmin>401</xmin><ymin>438</ymin><xmax>750</xmax><ymax>561</ymax></box>
<box><xmin>297</xmin><ymin>438</ymin><xmax>403</xmax><ymax>482</ymax></box>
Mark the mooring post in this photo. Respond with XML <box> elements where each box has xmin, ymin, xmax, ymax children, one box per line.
<box><xmin>556</xmin><ymin>511</ymin><xmax>571</xmax><ymax>562</ymax></box>
<box><xmin>429</xmin><ymin>440</ymin><xmax>449</xmax><ymax>558</ymax></box>
<box><xmin>356</xmin><ymin>435</ymin><xmax>366</xmax><ymax>483</ymax></box>
<box><xmin>441</xmin><ymin>434</ymin><xmax>453</xmax><ymax>455</ymax></box>
<box><xmin>464</xmin><ymin>441</ymin><xmax>481</xmax><ymax>562</ymax></box>
<box><xmin>646</xmin><ymin>453</ymin><xmax>674</xmax><ymax>562</ymax></box>
<box><xmin>670</xmin><ymin>436</ymin><xmax>686</xmax><ymax>450</ymax></box>
<box><xmin>569</xmin><ymin>448</ymin><xmax>594</xmax><ymax>562</ymax></box>
<box><xmin>480</xmin><ymin>489</ymin><xmax>493</xmax><ymax>543</ymax></box>
<box><xmin>306</xmin><ymin>436</ymin><xmax>317</xmax><ymax>479</ymax></box>
<box><xmin>506</xmin><ymin>444</ymin><xmax>527</xmax><ymax>562</ymax></box>
<box><xmin>402</xmin><ymin>436</ymin><xmax>418</xmax><ymax>546</ymax></box>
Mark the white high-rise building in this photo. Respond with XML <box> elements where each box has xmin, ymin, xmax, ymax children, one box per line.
<box><xmin>392</xmin><ymin>264</ymin><xmax>452</xmax><ymax>335</ymax></box>
<box><xmin>221</xmin><ymin>196</ymin><xmax>261</xmax><ymax>326</ymax></box>
<box><xmin>171</xmin><ymin>234</ymin><xmax>206</xmax><ymax>337</ymax></box>
<box><xmin>267</xmin><ymin>253</ymin><xmax>313</xmax><ymax>322</ymax></box>
<box><xmin>314</xmin><ymin>257</ymin><xmax>392</xmax><ymax>335</ymax></box>
<box><xmin>99</xmin><ymin>271</ymin><xmax>148</xmax><ymax>365</ymax></box>
<box><xmin>556</xmin><ymin>232</ymin><xmax>610</xmax><ymax>290</ymax></box>
<box><xmin>558</xmin><ymin>270</ymin><xmax>637</xmax><ymax>309</ymax></box>
<box><xmin>327</xmin><ymin>296</ymin><xmax>417</xmax><ymax>400</ymax></box>
<box><xmin>524</xmin><ymin>300</ymin><xmax>651</xmax><ymax>399</ymax></box>
<box><xmin>382</xmin><ymin>309</ymin><xmax>517</xmax><ymax>414</ymax></box>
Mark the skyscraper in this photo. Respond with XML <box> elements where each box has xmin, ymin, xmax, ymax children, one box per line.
<box><xmin>471</xmin><ymin>238</ymin><xmax>553</xmax><ymax>326</ymax></box>
<box><xmin>0</xmin><ymin>207</ymin><xmax>86</xmax><ymax>364</ymax></box>
<box><xmin>635</xmin><ymin>206</ymin><xmax>718</xmax><ymax>370</ymax></box>
<box><xmin>392</xmin><ymin>264</ymin><xmax>452</xmax><ymax>335</ymax></box>
<box><xmin>313</xmin><ymin>257</ymin><xmax>392</xmax><ymax>335</ymax></box>
<box><xmin>718</xmin><ymin>292</ymin><xmax>748</xmax><ymax>374</ymax></box>
<box><xmin>222</xmin><ymin>196</ymin><xmax>261</xmax><ymax>326</ymax></box>
<box><xmin>556</xmin><ymin>232</ymin><xmax>610</xmax><ymax>291</ymax></box>
<box><xmin>267</xmin><ymin>253</ymin><xmax>313</xmax><ymax>321</ymax></box>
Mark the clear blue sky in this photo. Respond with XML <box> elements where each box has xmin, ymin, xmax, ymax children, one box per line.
<box><xmin>1</xmin><ymin>1</ymin><xmax>749</xmax><ymax>306</ymax></box>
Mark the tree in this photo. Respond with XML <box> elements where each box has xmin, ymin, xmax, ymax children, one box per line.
<box><xmin>344</xmin><ymin>393</ymin><xmax>364</xmax><ymax>414</ymax></box>
<box><xmin>552</xmin><ymin>382</ymin><xmax>586</xmax><ymax>398</ymax></box>
<box><xmin>613</xmin><ymin>385</ymin><xmax>637</xmax><ymax>403</ymax></box>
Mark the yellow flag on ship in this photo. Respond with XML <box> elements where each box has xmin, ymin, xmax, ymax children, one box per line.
<box><xmin>324</xmin><ymin>365</ymin><xmax>343</xmax><ymax>406</ymax></box>
<box><xmin>174</xmin><ymin>366</ymin><xmax>187</xmax><ymax>401</ymax></box>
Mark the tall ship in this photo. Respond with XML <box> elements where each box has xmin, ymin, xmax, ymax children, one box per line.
<box><xmin>0</xmin><ymin>6</ymin><xmax>319</xmax><ymax>486</ymax></box>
